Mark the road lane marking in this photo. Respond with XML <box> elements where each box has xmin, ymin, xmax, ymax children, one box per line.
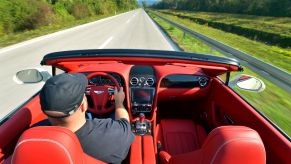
<box><xmin>127</xmin><ymin>12</ymin><xmax>137</xmax><ymax>23</ymax></box>
<box><xmin>126</xmin><ymin>19</ymin><xmax>131</xmax><ymax>24</ymax></box>
<box><xmin>98</xmin><ymin>37</ymin><xmax>113</xmax><ymax>49</ymax></box>
<box><xmin>144</xmin><ymin>10</ymin><xmax>178</xmax><ymax>51</ymax></box>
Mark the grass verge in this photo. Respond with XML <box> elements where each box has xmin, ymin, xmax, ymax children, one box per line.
<box><xmin>149</xmin><ymin>13</ymin><xmax>291</xmax><ymax>137</ymax></box>
<box><xmin>160</xmin><ymin>10</ymin><xmax>291</xmax><ymax>45</ymax></box>
<box><xmin>151</xmin><ymin>11</ymin><xmax>291</xmax><ymax>73</ymax></box>
<box><xmin>0</xmin><ymin>12</ymin><xmax>125</xmax><ymax>47</ymax></box>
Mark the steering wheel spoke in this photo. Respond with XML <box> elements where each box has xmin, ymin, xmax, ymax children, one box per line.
<box><xmin>85</xmin><ymin>86</ymin><xmax>92</xmax><ymax>95</ymax></box>
<box><xmin>108</xmin><ymin>87</ymin><xmax>115</xmax><ymax>95</ymax></box>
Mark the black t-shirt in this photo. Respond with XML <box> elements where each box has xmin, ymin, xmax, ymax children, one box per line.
<box><xmin>75</xmin><ymin>118</ymin><xmax>135</xmax><ymax>164</ymax></box>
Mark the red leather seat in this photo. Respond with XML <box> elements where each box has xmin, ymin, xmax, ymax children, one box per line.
<box><xmin>157</xmin><ymin>119</ymin><xmax>207</xmax><ymax>156</ymax></box>
<box><xmin>6</xmin><ymin>126</ymin><xmax>105</xmax><ymax>164</ymax></box>
<box><xmin>159</xmin><ymin>126</ymin><xmax>266</xmax><ymax>164</ymax></box>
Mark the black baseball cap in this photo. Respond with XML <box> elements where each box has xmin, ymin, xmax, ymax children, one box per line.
<box><xmin>40</xmin><ymin>73</ymin><xmax>88</xmax><ymax>118</ymax></box>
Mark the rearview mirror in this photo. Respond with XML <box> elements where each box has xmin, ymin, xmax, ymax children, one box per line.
<box><xmin>13</xmin><ymin>68</ymin><xmax>52</xmax><ymax>84</ymax></box>
<box><xmin>229</xmin><ymin>74</ymin><xmax>265</xmax><ymax>92</ymax></box>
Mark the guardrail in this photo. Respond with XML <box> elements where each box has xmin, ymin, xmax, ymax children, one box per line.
<box><xmin>150</xmin><ymin>11</ymin><xmax>291</xmax><ymax>92</ymax></box>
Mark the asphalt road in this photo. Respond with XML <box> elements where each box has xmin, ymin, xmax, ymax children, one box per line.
<box><xmin>0</xmin><ymin>9</ymin><xmax>178</xmax><ymax>120</ymax></box>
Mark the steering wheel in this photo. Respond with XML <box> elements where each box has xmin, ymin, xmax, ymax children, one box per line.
<box><xmin>86</xmin><ymin>72</ymin><xmax>120</xmax><ymax>114</ymax></box>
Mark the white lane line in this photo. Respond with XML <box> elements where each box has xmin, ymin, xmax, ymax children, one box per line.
<box><xmin>144</xmin><ymin>10</ymin><xmax>178</xmax><ymax>51</ymax></box>
<box><xmin>127</xmin><ymin>12</ymin><xmax>137</xmax><ymax>23</ymax></box>
<box><xmin>126</xmin><ymin>19</ymin><xmax>131</xmax><ymax>24</ymax></box>
<box><xmin>98</xmin><ymin>37</ymin><xmax>113</xmax><ymax>49</ymax></box>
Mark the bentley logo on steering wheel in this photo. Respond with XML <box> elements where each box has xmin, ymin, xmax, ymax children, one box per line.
<box><xmin>94</xmin><ymin>91</ymin><xmax>104</xmax><ymax>94</ymax></box>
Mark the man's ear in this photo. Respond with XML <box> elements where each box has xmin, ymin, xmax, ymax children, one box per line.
<box><xmin>81</xmin><ymin>96</ymin><xmax>88</xmax><ymax>112</ymax></box>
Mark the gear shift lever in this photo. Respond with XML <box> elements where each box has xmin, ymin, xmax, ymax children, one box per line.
<box><xmin>132</xmin><ymin>113</ymin><xmax>151</xmax><ymax>135</ymax></box>
<box><xmin>139</xmin><ymin>113</ymin><xmax>145</xmax><ymax>123</ymax></box>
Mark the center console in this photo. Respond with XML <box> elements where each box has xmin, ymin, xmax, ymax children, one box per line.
<box><xmin>128</xmin><ymin>66</ymin><xmax>157</xmax><ymax>163</ymax></box>
<box><xmin>129</xmin><ymin>66</ymin><xmax>156</xmax><ymax>136</ymax></box>
<box><xmin>129</xmin><ymin>66</ymin><xmax>156</xmax><ymax>117</ymax></box>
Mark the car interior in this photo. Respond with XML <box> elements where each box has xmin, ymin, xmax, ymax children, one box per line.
<box><xmin>0</xmin><ymin>57</ymin><xmax>290</xmax><ymax>164</ymax></box>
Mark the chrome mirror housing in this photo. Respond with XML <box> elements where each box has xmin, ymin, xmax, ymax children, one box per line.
<box><xmin>229</xmin><ymin>74</ymin><xmax>266</xmax><ymax>92</ymax></box>
<box><xmin>13</xmin><ymin>68</ymin><xmax>52</xmax><ymax>84</ymax></box>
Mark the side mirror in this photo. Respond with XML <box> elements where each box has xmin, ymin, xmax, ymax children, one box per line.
<box><xmin>13</xmin><ymin>68</ymin><xmax>52</xmax><ymax>84</ymax></box>
<box><xmin>229</xmin><ymin>74</ymin><xmax>265</xmax><ymax>92</ymax></box>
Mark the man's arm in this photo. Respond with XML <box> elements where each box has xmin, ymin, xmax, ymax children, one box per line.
<box><xmin>114</xmin><ymin>87</ymin><xmax>130</xmax><ymax>122</ymax></box>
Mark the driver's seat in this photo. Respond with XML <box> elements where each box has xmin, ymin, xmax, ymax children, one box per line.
<box><xmin>8</xmin><ymin>126</ymin><xmax>106</xmax><ymax>164</ymax></box>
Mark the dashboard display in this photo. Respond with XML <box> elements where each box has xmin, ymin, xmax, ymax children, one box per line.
<box><xmin>131</xmin><ymin>88</ymin><xmax>154</xmax><ymax>104</ymax></box>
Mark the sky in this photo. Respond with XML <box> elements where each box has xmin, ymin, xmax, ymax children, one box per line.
<box><xmin>137</xmin><ymin>0</ymin><xmax>160</xmax><ymax>5</ymax></box>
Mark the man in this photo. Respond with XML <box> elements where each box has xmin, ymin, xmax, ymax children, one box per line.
<box><xmin>39</xmin><ymin>73</ymin><xmax>135</xmax><ymax>164</ymax></box>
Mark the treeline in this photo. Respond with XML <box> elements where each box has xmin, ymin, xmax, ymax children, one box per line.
<box><xmin>151</xmin><ymin>0</ymin><xmax>291</xmax><ymax>17</ymax></box>
<box><xmin>0</xmin><ymin>0</ymin><xmax>138</xmax><ymax>36</ymax></box>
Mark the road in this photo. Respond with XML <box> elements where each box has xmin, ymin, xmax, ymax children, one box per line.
<box><xmin>0</xmin><ymin>9</ymin><xmax>178</xmax><ymax>120</ymax></box>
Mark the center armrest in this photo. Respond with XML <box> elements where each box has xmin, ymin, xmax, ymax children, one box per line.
<box><xmin>130</xmin><ymin>136</ymin><xmax>142</xmax><ymax>164</ymax></box>
<box><xmin>129</xmin><ymin>135</ymin><xmax>156</xmax><ymax>164</ymax></box>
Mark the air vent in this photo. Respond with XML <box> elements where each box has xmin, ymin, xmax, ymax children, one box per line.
<box><xmin>199</xmin><ymin>77</ymin><xmax>208</xmax><ymax>87</ymax></box>
<box><xmin>130</xmin><ymin>77</ymin><xmax>139</xmax><ymax>86</ymax></box>
<box><xmin>146</xmin><ymin>78</ymin><xmax>155</xmax><ymax>86</ymax></box>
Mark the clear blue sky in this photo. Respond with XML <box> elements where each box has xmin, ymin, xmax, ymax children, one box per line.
<box><xmin>137</xmin><ymin>0</ymin><xmax>160</xmax><ymax>4</ymax></box>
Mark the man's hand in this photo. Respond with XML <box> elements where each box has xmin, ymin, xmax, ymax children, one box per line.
<box><xmin>114</xmin><ymin>87</ymin><xmax>129</xmax><ymax>122</ymax></box>
<box><xmin>114</xmin><ymin>87</ymin><xmax>125</xmax><ymax>107</ymax></box>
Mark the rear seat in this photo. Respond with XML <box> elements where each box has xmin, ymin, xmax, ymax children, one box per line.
<box><xmin>157</xmin><ymin>119</ymin><xmax>207</xmax><ymax>156</ymax></box>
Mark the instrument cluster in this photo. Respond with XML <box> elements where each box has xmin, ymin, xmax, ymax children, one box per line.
<box><xmin>85</xmin><ymin>72</ymin><xmax>123</xmax><ymax>86</ymax></box>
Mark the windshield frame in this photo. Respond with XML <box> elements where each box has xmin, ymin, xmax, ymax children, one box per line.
<box><xmin>41</xmin><ymin>49</ymin><xmax>242</xmax><ymax>70</ymax></box>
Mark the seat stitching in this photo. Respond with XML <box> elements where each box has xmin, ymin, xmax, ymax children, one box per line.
<box><xmin>11</xmin><ymin>138</ymin><xmax>74</xmax><ymax>164</ymax></box>
<box><xmin>205</xmin><ymin>128</ymin><xmax>254</xmax><ymax>148</ymax></box>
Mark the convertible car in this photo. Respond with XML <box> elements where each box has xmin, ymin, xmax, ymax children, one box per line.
<box><xmin>0</xmin><ymin>49</ymin><xmax>290</xmax><ymax>164</ymax></box>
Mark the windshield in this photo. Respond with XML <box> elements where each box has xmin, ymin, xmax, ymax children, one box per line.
<box><xmin>0</xmin><ymin>0</ymin><xmax>290</xmax><ymax>137</ymax></box>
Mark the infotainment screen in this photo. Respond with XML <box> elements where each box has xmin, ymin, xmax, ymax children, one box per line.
<box><xmin>131</xmin><ymin>88</ymin><xmax>154</xmax><ymax>104</ymax></box>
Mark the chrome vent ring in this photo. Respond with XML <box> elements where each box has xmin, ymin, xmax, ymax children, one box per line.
<box><xmin>146</xmin><ymin>78</ymin><xmax>155</xmax><ymax>86</ymax></box>
<box><xmin>130</xmin><ymin>77</ymin><xmax>139</xmax><ymax>86</ymax></box>
<box><xmin>198</xmin><ymin>77</ymin><xmax>208</xmax><ymax>87</ymax></box>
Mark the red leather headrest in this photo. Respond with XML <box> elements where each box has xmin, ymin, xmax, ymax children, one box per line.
<box><xmin>201</xmin><ymin>126</ymin><xmax>266</xmax><ymax>164</ymax></box>
<box><xmin>11</xmin><ymin>126</ymin><xmax>86</xmax><ymax>164</ymax></box>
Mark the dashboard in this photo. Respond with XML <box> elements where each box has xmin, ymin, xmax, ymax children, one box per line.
<box><xmin>81</xmin><ymin>66</ymin><xmax>210</xmax><ymax>119</ymax></box>
<box><xmin>160</xmin><ymin>74</ymin><xmax>209</xmax><ymax>88</ymax></box>
<box><xmin>82</xmin><ymin>72</ymin><xmax>209</xmax><ymax>89</ymax></box>
<box><xmin>128</xmin><ymin>66</ymin><xmax>210</xmax><ymax>117</ymax></box>
<box><xmin>158</xmin><ymin>74</ymin><xmax>210</xmax><ymax>101</ymax></box>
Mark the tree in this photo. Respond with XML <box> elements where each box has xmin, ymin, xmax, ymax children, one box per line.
<box><xmin>151</xmin><ymin>0</ymin><xmax>291</xmax><ymax>17</ymax></box>
<box><xmin>142</xmin><ymin>0</ymin><xmax>147</xmax><ymax>8</ymax></box>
